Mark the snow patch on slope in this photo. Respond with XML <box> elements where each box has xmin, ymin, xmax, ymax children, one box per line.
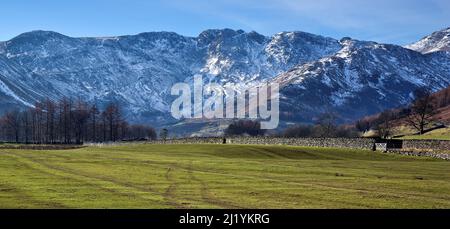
<box><xmin>0</xmin><ymin>79</ymin><xmax>33</xmax><ymax>107</ymax></box>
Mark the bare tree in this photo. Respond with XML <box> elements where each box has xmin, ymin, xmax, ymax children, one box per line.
<box><xmin>103</xmin><ymin>103</ymin><xmax>122</xmax><ymax>142</ymax></box>
<box><xmin>21</xmin><ymin>110</ymin><xmax>31</xmax><ymax>143</ymax></box>
<box><xmin>2</xmin><ymin>110</ymin><xmax>21</xmax><ymax>142</ymax></box>
<box><xmin>159</xmin><ymin>128</ymin><xmax>169</xmax><ymax>141</ymax></box>
<box><xmin>90</xmin><ymin>104</ymin><xmax>99</xmax><ymax>142</ymax></box>
<box><xmin>314</xmin><ymin>112</ymin><xmax>338</xmax><ymax>137</ymax></box>
<box><xmin>355</xmin><ymin>119</ymin><xmax>371</xmax><ymax>133</ymax></box>
<box><xmin>58</xmin><ymin>97</ymin><xmax>73</xmax><ymax>144</ymax></box>
<box><xmin>406</xmin><ymin>89</ymin><xmax>437</xmax><ymax>135</ymax></box>
<box><xmin>73</xmin><ymin>99</ymin><xmax>90</xmax><ymax>144</ymax></box>
<box><xmin>32</xmin><ymin>102</ymin><xmax>45</xmax><ymax>144</ymax></box>
<box><xmin>375</xmin><ymin>111</ymin><xmax>395</xmax><ymax>139</ymax></box>
<box><xmin>44</xmin><ymin>98</ymin><xmax>56</xmax><ymax>143</ymax></box>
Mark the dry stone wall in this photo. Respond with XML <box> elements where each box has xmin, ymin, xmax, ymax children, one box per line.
<box><xmin>402</xmin><ymin>140</ymin><xmax>450</xmax><ymax>151</ymax></box>
<box><xmin>150</xmin><ymin>137</ymin><xmax>225</xmax><ymax>145</ymax></box>
<box><xmin>226</xmin><ymin>137</ymin><xmax>375</xmax><ymax>150</ymax></box>
<box><xmin>150</xmin><ymin>137</ymin><xmax>376</xmax><ymax>150</ymax></box>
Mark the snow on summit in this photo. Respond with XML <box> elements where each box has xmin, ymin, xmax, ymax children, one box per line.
<box><xmin>406</xmin><ymin>27</ymin><xmax>450</xmax><ymax>54</ymax></box>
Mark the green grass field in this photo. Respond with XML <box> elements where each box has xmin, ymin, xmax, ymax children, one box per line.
<box><xmin>1</xmin><ymin>144</ymin><xmax>450</xmax><ymax>209</ymax></box>
<box><xmin>399</xmin><ymin>127</ymin><xmax>450</xmax><ymax>141</ymax></box>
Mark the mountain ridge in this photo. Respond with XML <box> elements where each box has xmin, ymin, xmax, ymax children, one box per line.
<box><xmin>0</xmin><ymin>27</ymin><xmax>449</xmax><ymax>131</ymax></box>
<box><xmin>274</xmin><ymin>36</ymin><xmax>450</xmax><ymax>123</ymax></box>
<box><xmin>406</xmin><ymin>27</ymin><xmax>450</xmax><ymax>54</ymax></box>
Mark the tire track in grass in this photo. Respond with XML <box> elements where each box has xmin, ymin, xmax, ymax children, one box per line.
<box><xmin>78</xmin><ymin>151</ymin><xmax>450</xmax><ymax>206</ymax></box>
<box><xmin>187</xmin><ymin>161</ymin><xmax>241</xmax><ymax>209</ymax></box>
<box><xmin>51</xmin><ymin>152</ymin><xmax>236</xmax><ymax>208</ymax></box>
<box><xmin>126</xmin><ymin>151</ymin><xmax>450</xmax><ymax>205</ymax></box>
<box><xmin>10</xmin><ymin>151</ymin><xmax>223</xmax><ymax>209</ymax></box>
<box><xmin>54</xmin><ymin>152</ymin><xmax>243</xmax><ymax>208</ymax></box>
<box><xmin>93</xmin><ymin>152</ymin><xmax>394</xmax><ymax>207</ymax></box>
<box><xmin>4</xmin><ymin>152</ymin><xmax>171</xmax><ymax>208</ymax></box>
<box><xmin>4</xmin><ymin>152</ymin><xmax>152</xmax><ymax>201</ymax></box>
<box><xmin>0</xmin><ymin>182</ymin><xmax>69</xmax><ymax>209</ymax></box>
<box><xmin>24</xmin><ymin>152</ymin><xmax>201</xmax><ymax>209</ymax></box>
<box><xmin>163</xmin><ymin>165</ymin><xmax>184</xmax><ymax>208</ymax></box>
<box><xmin>165</xmin><ymin>166</ymin><xmax>402</xmax><ymax>208</ymax></box>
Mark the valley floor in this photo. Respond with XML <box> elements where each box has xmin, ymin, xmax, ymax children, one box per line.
<box><xmin>0</xmin><ymin>144</ymin><xmax>449</xmax><ymax>209</ymax></box>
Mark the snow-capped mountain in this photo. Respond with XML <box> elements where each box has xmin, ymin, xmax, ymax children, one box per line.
<box><xmin>0</xmin><ymin>29</ymin><xmax>340</xmax><ymax>123</ymax></box>
<box><xmin>198</xmin><ymin>29</ymin><xmax>340</xmax><ymax>84</ymax></box>
<box><xmin>0</xmin><ymin>28</ymin><xmax>449</xmax><ymax>128</ymax></box>
<box><xmin>406</xmin><ymin>27</ymin><xmax>450</xmax><ymax>54</ymax></box>
<box><xmin>275</xmin><ymin>37</ymin><xmax>450</xmax><ymax>122</ymax></box>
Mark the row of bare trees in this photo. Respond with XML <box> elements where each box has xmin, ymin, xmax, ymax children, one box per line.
<box><xmin>224</xmin><ymin>113</ymin><xmax>359</xmax><ymax>138</ymax></box>
<box><xmin>0</xmin><ymin>98</ymin><xmax>157</xmax><ymax>144</ymax></box>
<box><xmin>283</xmin><ymin>112</ymin><xmax>359</xmax><ymax>138</ymax></box>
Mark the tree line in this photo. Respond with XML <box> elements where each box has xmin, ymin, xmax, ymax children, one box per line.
<box><xmin>225</xmin><ymin>113</ymin><xmax>359</xmax><ymax>138</ymax></box>
<box><xmin>225</xmin><ymin>120</ymin><xmax>266</xmax><ymax>137</ymax></box>
<box><xmin>281</xmin><ymin>112</ymin><xmax>359</xmax><ymax>138</ymax></box>
<box><xmin>0</xmin><ymin>97</ymin><xmax>157</xmax><ymax>144</ymax></box>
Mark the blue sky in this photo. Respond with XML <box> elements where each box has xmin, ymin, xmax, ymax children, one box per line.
<box><xmin>0</xmin><ymin>0</ymin><xmax>449</xmax><ymax>45</ymax></box>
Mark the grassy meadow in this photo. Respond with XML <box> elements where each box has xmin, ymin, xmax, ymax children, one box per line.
<box><xmin>399</xmin><ymin>127</ymin><xmax>450</xmax><ymax>141</ymax></box>
<box><xmin>0</xmin><ymin>144</ymin><xmax>450</xmax><ymax>209</ymax></box>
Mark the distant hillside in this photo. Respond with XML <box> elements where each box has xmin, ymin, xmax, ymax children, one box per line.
<box><xmin>434</xmin><ymin>106</ymin><xmax>450</xmax><ymax>124</ymax></box>
<box><xmin>357</xmin><ymin>85</ymin><xmax>450</xmax><ymax>139</ymax></box>
<box><xmin>359</xmin><ymin>85</ymin><xmax>450</xmax><ymax>124</ymax></box>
